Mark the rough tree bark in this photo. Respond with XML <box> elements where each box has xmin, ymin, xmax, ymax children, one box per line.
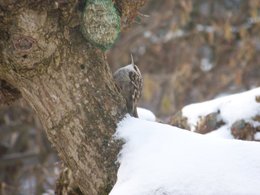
<box><xmin>0</xmin><ymin>0</ymin><xmax>146</xmax><ymax>194</ymax></box>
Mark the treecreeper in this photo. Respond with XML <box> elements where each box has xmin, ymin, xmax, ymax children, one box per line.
<box><xmin>113</xmin><ymin>55</ymin><xmax>143</xmax><ymax>118</ymax></box>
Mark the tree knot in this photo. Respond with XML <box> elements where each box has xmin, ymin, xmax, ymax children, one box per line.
<box><xmin>12</xmin><ymin>34</ymin><xmax>36</xmax><ymax>52</ymax></box>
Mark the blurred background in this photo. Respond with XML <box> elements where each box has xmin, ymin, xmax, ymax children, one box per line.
<box><xmin>109</xmin><ymin>0</ymin><xmax>260</xmax><ymax>118</ymax></box>
<box><xmin>1</xmin><ymin>0</ymin><xmax>260</xmax><ymax>194</ymax></box>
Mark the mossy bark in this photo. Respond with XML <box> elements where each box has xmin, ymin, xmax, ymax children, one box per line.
<box><xmin>0</xmin><ymin>0</ymin><xmax>148</xmax><ymax>194</ymax></box>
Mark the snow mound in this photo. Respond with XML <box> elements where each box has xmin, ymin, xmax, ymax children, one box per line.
<box><xmin>137</xmin><ymin>107</ymin><xmax>156</xmax><ymax>121</ymax></box>
<box><xmin>111</xmin><ymin>116</ymin><xmax>260</xmax><ymax>195</ymax></box>
<box><xmin>182</xmin><ymin>87</ymin><xmax>260</xmax><ymax>132</ymax></box>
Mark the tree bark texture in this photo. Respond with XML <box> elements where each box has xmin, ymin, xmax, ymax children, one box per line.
<box><xmin>0</xmin><ymin>0</ymin><xmax>147</xmax><ymax>194</ymax></box>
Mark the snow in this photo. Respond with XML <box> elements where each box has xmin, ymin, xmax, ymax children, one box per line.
<box><xmin>182</xmin><ymin>87</ymin><xmax>260</xmax><ymax>132</ymax></box>
<box><xmin>111</xmin><ymin>116</ymin><xmax>260</xmax><ymax>195</ymax></box>
<box><xmin>137</xmin><ymin>107</ymin><xmax>156</xmax><ymax>121</ymax></box>
<box><xmin>205</xmin><ymin>126</ymin><xmax>234</xmax><ymax>139</ymax></box>
<box><xmin>255</xmin><ymin>132</ymin><xmax>260</xmax><ymax>141</ymax></box>
<box><xmin>200</xmin><ymin>58</ymin><xmax>213</xmax><ymax>72</ymax></box>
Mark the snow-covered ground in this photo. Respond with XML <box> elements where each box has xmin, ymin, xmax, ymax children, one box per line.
<box><xmin>111</xmin><ymin>117</ymin><xmax>260</xmax><ymax>195</ymax></box>
<box><xmin>111</xmin><ymin>88</ymin><xmax>260</xmax><ymax>195</ymax></box>
<box><xmin>137</xmin><ymin>107</ymin><xmax>156</xmax><ymax>122</ymax></box>
<box><xmin>182</xmin><ymin>87</ymin><xmax>260</xmax><ymax>137</ymax></box>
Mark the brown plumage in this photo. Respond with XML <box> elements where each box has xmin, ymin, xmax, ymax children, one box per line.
<box><xmin>113</xmin><ymin>55</ymin><xmax>143</xmax><ymax>117</ymax></box>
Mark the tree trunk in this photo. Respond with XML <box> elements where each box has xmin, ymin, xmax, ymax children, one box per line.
<box><xmin>0</xmin><ymin>0</ymin><xmax>146</xmax><ymax>194</ymax></box>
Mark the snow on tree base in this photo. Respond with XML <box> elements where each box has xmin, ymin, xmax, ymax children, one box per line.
<box><xmin>111</xmin><ymin>117</ymin><xmax>260</xmax><ymax>195</ymax></box>
<box><xmin>111</xmin><ymin>88</ymin><xmax>260</xmax><ymax>195</ymax></box>
<box><xmin>137</xmin><ymin>107</ymin><xmax>156</xmax><ymax>122</ymax></box>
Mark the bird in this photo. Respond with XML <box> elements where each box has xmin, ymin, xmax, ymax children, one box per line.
<box><xmin>113</xmin><ymin>55</ymin><xmax>143</xmax><ymax>118</ymax></box>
